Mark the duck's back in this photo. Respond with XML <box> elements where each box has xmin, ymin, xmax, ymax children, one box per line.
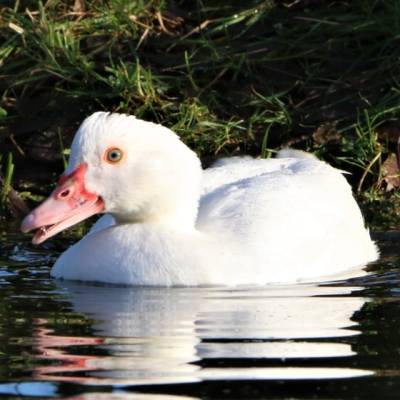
<box><xmin>197</xmin><ymin>157</ymin><xmax>378</xmax><ymax>283</ymax></box>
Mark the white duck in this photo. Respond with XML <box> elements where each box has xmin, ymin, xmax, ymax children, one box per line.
<box><xmin>21</xmin><ymin>112</ymin><xmax>378</xmax><ymax>286</ymax></box>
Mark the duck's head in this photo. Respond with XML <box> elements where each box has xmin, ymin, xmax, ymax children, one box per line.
<box><xmin>21</xmin><ymin>112</ymin><xmax>202</xmax><ymax>244</ymax></box>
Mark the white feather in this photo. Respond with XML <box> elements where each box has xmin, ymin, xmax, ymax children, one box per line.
<box><xmin>51</xmin><ymin>112</ymin><xmax>378</xmax><ymax>286</ymax></box>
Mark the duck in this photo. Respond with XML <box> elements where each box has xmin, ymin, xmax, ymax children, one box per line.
<box><xmin>21</xmin><ymin>112</ymin><xmax>379</xmax><ymax>286</ymax></box>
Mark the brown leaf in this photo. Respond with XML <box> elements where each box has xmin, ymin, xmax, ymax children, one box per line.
<box><xmin>382</xmin><ymin>152</ymin><xmax>400</xmax><ymax>191</ymax></box>
<box><xmin>312</xmin><ymin>122</ymin><xmax>341</xmax><ymax>146</ymax></box>
<box><xmin>376</xmin><ymin>121</ymin><xmax>400</xmax><ymax>145</ymax></box>
<box><xmin>8</xmin><ymin>188</ymin><xmax>30</xmax><ymax>218</ymax></box>
<box><xmin>0</xmin><ymin>172</ymin><xmax>30</xmax><ymax>219</ymax></box>
<box><xmin>73</xmin><ymin>0</ymin><xmax>85</xmax><ymax>13</ymax></box>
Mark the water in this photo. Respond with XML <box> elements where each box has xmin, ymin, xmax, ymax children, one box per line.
<box><xmin>1</xmin><ymin>221</ymin><xmax>400</xmax><ymax>399</ymax></box>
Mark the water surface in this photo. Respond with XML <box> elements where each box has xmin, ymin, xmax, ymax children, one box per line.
<box><xmin>1</xmin><ymin>220</ymin><xmax>400</xmax><ymax>399</ymax></box>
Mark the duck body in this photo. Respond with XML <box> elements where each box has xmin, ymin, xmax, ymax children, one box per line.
<box><xmin>22</xmin><ymin>112</ymin><xmax>378</xmax><ymax>286</ymax></box>
<box><xmin>52</xmin><ymin>152</ymin><xmax>378</xmax><ymax>286</ymax></box>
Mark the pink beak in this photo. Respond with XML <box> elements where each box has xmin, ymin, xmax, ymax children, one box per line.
<box><xmin>21</xmin><ymin>163</ymin><xmax>105</xmax><ymax>244</ymax></box>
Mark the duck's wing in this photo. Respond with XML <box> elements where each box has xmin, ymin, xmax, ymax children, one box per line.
<box><xmin>201</xmin><ymin>157</ymin><xmax>295</xmax><ymax>195</ymax></box>
<box><xmin>197</xmin><ymin>157</ymin><xmax>378</xmax><ymax>282</ymax></box>
<box><xmin>198</xmin><ymin>157</ymin><xmax>319</xmax><ymax>237</ymax></box>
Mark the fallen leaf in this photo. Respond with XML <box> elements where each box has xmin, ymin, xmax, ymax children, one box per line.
<box><xmin>382</xmin><ymin>152</ymin><xmax>400</xmax><ymax>191</ymax></box>
<box><xmin>73</xmin><ymin>0</ymin><xmax>85</xmax><ymax>13</ymax></box>
<box><xmin>0</xmin><ymin>171</ymin><xmax>30</xmax><ymax>219</ymax></box>
<box><xmin>312</xmin><ymin>122</ymin><xmax>341</xmax><ymax>146</ymax></box>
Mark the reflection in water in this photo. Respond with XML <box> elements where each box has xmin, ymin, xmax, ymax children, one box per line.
<box><xmin>63</xmin><ymin>394</ymin><xmax>199</xmax><ymax>400</ymax></box>
<box><xmin>32</xmin><ymin>282</ymin><xmax>373</xmax><ymax>385</ymax></box>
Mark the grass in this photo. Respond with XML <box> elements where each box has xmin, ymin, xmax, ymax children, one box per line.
<box><xmin>0</xmin><ymin>153</ymin><xmax>14</xmax><ymax>207</ymax></box>
<box><xmin>1</xmin><ymin>0</ymin><xmax>400</xmax><ymax>222</ymax></box>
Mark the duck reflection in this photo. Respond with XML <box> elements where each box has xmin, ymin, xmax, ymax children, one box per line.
<box><xmin>33</xmin><ymin>282</ymin><xmax>373</xmax><ymax>385</ymax></box>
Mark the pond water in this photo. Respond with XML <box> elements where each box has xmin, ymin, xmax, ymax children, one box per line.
<box><xmin>0</xmin><ymin>220</ymin><xmax>400</xmax><ymax>399</ymax></box>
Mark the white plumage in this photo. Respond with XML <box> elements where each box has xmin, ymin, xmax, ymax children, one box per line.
<box><xmin>32</xmin><ymin>112</ymin><xmax>377</xmax><ymax>285</ymax></box>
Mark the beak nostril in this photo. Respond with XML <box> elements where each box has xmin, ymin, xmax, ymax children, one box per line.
<box><xmin>59</xmin><ymin>189</ymin><xmax>71</xmax><ymax>199</ymax></box>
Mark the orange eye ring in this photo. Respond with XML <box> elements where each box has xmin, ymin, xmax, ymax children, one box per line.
<box><xmin>105</xmin><ymin>147</ymin><xmax>124</xmax><ymax>164</ymax></box>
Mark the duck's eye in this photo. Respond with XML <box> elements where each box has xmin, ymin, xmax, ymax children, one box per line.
<box><xmin>105</xmin><ymin>147</ymin><xmax>123</xmax><ymax>164</ymax></box>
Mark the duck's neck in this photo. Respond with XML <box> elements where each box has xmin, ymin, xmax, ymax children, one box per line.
<box><xmin>112</xmin><ymin>204</ymin><xmax>199</xmax><ymax>231</ymax></box>
<box><xmin>111</xmin><ymin>180</ymin><xmax>202</xmax><ymax>231</ymax></box>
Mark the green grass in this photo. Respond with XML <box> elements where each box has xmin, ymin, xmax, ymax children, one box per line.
<box><xmin>0</xmin><ymin>153</ymin><xmax>14</xmax><ymax>207</ymax></box>
<box><xmin>0</xmin><ymin>152</ymin><xmax>16</xmax><ymax>217</ymax></box>
<box><xmin>2</xmin><ymin>0</ymin><xmax>400</xmax><ymax>217</ymax></box>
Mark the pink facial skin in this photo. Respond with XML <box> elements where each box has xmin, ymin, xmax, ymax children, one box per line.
<box><xmin>21</xmin><ymin>163</ymin><xmax>104</xmax><ymax>244</ymax></box>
